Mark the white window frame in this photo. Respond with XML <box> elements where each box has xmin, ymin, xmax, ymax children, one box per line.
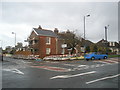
<box><xmin>46</xmin><ymin>48</ymin><xmax>51</xmax><ymax>55</ymax></box>
<box><xmin>113</xmin><ymin>42</ymin><xmax>115</xmax><ymax>46</ymax></box>
<box><xmin>46</xmin><ymin>37</ymin><xmax>51</xmax><ymax>45</ymax></box>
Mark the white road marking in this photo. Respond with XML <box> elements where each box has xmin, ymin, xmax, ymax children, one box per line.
<box><xmin>63</xmin><ymin>64</ymin><xmax>76</xmax><ymax>66</ymax></box>
<box><xmin>100</xmin><ymin>64</ymin><xmax>105</xmax><ymax>66</ymax></box>
<box><xmin>21</xmin><ymin>60</ymin><xmax>32</xmax><ymax>63</ymax></box>
<box><xmin>50</xmin><ymin>71</ymin><xmax>96</xmax><ymax>79</ymax></box>
<box><xmin>95</xmin><ymin>64</ymin><xmax>101</xmax><ymax>67</ymax></box>
<box><xmin>83</xmin><ymin>66</ymin><xmax>89</xmax><ymax>69</ymax></box>
<box><xmin>78</xmin><ymin>65</ymin><xmax>87</xmax><ymax>67</ymax></box>
<box><xmin>86</xmin><ymin>74</ymin><xmax>120</xmax><ymax>84</ymax></box>
<box><xmin>109</xmin><ymin>58</ymin><xmax>118</xmax><ymax>60</ymax></box>
<box><xmin>106</xmin><ymin>60</ymin><xmax>118</xmax><ymax>63</ymax></box>
<box><xmin>3</xmin><ymin>69</ymin><xmax>24</xmax><ymax>75</ymax></box>
<box><xmin>64</xmin><ymin>64</ymin><xmax>87</xmax><ymax>67</ymax></box>
<box><xmin>94</xmin><ymin>61</ymin><xmax>111</xmax><ymax>64</ymax></box>
<box><xmin>91</xmin><ymin>65</ymin><xmax>95</xmax><ymax>68</ymax></box>
<box><xmin>50</xmin><ymin>62</ymin><xmax>59</xmax><ymax>63</ymax></box>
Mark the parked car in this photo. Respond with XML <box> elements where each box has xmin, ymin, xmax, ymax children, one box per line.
<box><xmin>84</xmin><ymin>52</ymin><xmax>108</xmax><ymax>60</ymax></box>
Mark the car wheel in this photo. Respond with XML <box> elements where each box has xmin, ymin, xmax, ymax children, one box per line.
<box><xmin>91</xmin><ymin>57</ymin><xmax>95</xmax><ymax>60</ymax></box>
<box><xmin>86</xmin><ymin>59</ymin><xmax>89</xmax><ymax>61</ymax></box>
<box><xmin>104</xmin><ymin>56</ymin><xmax>107</xmax><ymax>59</ymax></box>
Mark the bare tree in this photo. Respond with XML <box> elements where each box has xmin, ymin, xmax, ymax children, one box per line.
<box><xmin>61</xmin><ymin>30</ymin><xmax>82</xmax><ymax>54</ymax></box>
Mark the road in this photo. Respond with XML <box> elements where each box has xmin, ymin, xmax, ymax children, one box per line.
<box><xmin>1</xmin><ymin>57</ymin><xmax>120</xmax><ymax>89</ymax></box>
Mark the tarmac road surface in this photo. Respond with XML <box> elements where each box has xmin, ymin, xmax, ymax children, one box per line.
<box><xmin>2</xmin><ymin>57</ymin><xmax>120</xmax><ymax>89</ymax></box>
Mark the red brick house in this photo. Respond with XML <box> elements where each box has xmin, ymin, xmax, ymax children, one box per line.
<box><xmin>28</xmin><ymin>25</ymin><xmax>64</xmax><ymax>58</ymax></box>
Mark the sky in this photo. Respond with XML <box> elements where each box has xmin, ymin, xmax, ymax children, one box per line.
<box><xmin>0</xmin><ymin>0</ymin><xmax>119</xmax><ymax>49</ymax></box>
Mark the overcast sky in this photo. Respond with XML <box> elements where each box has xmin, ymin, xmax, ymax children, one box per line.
<box><xmin>0</xmin><ymin>1</ymin><xmax>118</xmax><ymax>49</ymax></box>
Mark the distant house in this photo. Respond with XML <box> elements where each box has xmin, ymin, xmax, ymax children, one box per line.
<box><xmin>108</xmin><ymin>41</ymin><xmax>120</xmax><ymax>54</ymax></box>
<box><xmin>96</xmin><ymin>39</ymin><xmax>120</xmax><ymax>54</ymax></box>
<box><xmin>96</xmin><ymin>39</ymin><xmax>108</xmax><ymax>47</ymax></box>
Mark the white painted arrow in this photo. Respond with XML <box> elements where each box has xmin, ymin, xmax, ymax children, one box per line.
<box><xmin>50</xmin><ymin>71</ymin><xmax>96</xmax><ymax>79</ymax></box>
<box><xmin>3</xmin><ymin>69</ymin><xmax>24</xmax><ymax>75</ymax></box>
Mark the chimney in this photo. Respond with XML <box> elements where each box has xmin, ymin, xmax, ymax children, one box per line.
<box><xmin>54</xmin><ymin>28</ymin><xmax>59</xmax><ymax>34</ymax></box>
<box><xmin>66</xmin><ymin>29</ymin><xmax>70</xmax><ymax>33</ymax></box>
<box><xmin>38</xmin><ymin>25</ymin><xmax>42</xmax><ymax>29</ymax></box>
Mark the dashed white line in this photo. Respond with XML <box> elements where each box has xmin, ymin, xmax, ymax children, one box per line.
<box><xmin>86</xmin><ymin>74</ymin><xmax>120</xmax><ymax>84</ymax></box>
<box><xmin>63</xmin><ymin>64</ymin><xmax>76</xmax><ymax>66</ymax></box>
<box><xmin>50</xmin><ymin>71</ymin><xmax>96</xmax><ymax>79</ymax></box>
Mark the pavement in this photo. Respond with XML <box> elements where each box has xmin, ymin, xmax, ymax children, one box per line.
<box><xmin>1</xmin><ymin>57</ymin><xmax>120</xmax><ymax>89</ymax></box>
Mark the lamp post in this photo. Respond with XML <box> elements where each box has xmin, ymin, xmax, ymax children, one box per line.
<box><xmin>83</xmin><ymin>14</ymin><xmax>90</xmax><ymax>54</ymax></box>
<box><xmin>105</xmin><ymin>25</ymin><xmax>109</xmax><ymax>54</ymax></box>
<box><xmin>12</xmin><ymin>32</ymin><xmax>16</xmax><ymax>47</ymax></box>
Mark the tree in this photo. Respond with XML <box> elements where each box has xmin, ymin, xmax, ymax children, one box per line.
<box><xmin>86</xmin><ymin>46</ymin><xmax>90</xmax><ymax>53</ymax></box>
<box><xmin>93</xmin><ymin>45</ymin><xmax>98</xmax><ymax>52</ymax></box>
<box><xmin>5</xmin><ymin>46</ymin><xmax>12</xmax><ymax>54</ymax></box>
<box><xmin>90</xmin><ymin>45</ymin><xmax>98</xmax><ymax>52</ymax></box>
<box><xmin>15</xmin><ymin>42</ymin><xmax>23</xmax><ymax>51</ymax></box>
<box><xmin>60</xmin><ymin>30</ymin><xmax>82</xmax><ymax>54</ymax></box>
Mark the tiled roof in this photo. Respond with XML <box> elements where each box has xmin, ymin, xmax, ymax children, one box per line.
<box><xmin>33</xmin><ymin>28</ymin><xmax>58</xmax><ymax>37</ymax></box>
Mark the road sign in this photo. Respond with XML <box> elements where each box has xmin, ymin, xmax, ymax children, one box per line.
<box><xmin>61</xmin><ymin>44</ymin><xmax>67</xmax><ymax>48</ymax></box>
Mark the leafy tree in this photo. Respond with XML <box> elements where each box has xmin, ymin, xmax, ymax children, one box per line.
<box><xmin>93</xmin><ymin>45</ymin><xmax>98</xmax><ymax>52</ymax></box>
<box><xmin>5</xmin><ymin>46</ymin><xmax>12</xmax><ymax>54</ymax></box>
<box><xmin>90</xmin><ymin>45</ymin><xmax>98</xmax><ymax>52</ymax></box>
<box><xmin>86</xmin><ymin>46</ymin><xmax>90</xmax><ymax>53</ymax></box>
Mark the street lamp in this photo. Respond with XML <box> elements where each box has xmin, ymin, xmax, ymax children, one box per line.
<box><xmin>105</xmin><ymin>25</ymin><xmax>109</xmax><ymax>42</ymax></box>
<box><xmin>104</xmin><ymin>25</ymin><xmax>109</xmax><ymax>54</ymax></box>
<box><xmin>83</xmin><ymin>14</ymin><xmax>90</xmax><ymax>54</ymax></box>
<box><xmin>84</xmin><ymin>14</ymin><xmax>90</xmax><ymax>40</ymax></box>
<box><xmin>12</xmin><ymin>32</ymin><xmax>16</xmax><ymax>47</ymax></box>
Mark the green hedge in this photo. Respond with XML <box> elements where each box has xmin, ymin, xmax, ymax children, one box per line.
<box><xmin>108</xmin><ymin>55</ymin><xmax>120</xmax><ymax>58</ymax></box>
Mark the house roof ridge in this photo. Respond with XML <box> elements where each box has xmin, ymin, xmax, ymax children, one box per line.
<box><xmin>33</xmin><ymin>28</ymin><xmax>58</xmax><ymax>37</ymax></box>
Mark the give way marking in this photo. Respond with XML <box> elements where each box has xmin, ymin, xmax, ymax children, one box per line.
<box><xmin>3</xmin><ymin>69</ymin><xmax>24</xmax><ymax>75</ymax></box>
<box><xmin>86</xmin><ymin>74</ymin><xmax>120</xmax><ymax>84</ymax></box>
<box><xmin>50</xmin><ymin>71</ymin><xmax>96</xmax><ymax>79</ymax></box>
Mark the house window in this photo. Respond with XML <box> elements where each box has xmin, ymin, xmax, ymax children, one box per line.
<box><xmin>35</xmin><ymin>49</ymin><xmax>39</xmax><ymax>52</ymax></box>
<box><xmin>46</xmin><ymin>37</ymin><xmax>51</xmax><ymax>44</ymax></box>
<box><xmin>46</xmin><ymin>48</ymin><xmax>51</xmax><ymax>54</ymax></box>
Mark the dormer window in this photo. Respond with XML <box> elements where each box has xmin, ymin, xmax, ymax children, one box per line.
<box><xmin>46</xmin><ymin>37</ymin><xmax>51</xmax><ymax>45</ymax></box>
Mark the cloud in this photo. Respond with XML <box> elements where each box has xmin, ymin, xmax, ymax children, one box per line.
<box><xmin>1</xmin><ymin>2</ymin><xmax>118</xmax><ymax>49</ymax></box>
